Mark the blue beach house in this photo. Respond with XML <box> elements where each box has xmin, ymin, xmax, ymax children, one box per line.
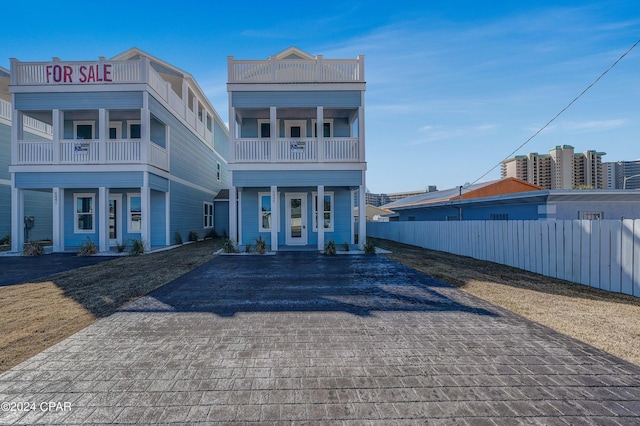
<box><xmin>8</xmin><ymin>48</ymin><xmax>228</xmax><ymax>253</ymax></box>
<box><xmin>226</xmin><ymin>47</ymin><xmax>367</xmax><ymax>251</ymax></box>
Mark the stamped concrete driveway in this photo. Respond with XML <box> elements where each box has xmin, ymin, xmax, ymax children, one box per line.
<box><xmin>1</xmin><ymin>253</ymin><xmax>639</xmax><ymax>424</ymax></box>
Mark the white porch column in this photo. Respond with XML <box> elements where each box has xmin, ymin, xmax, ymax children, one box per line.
<box><xmin>11</xmin><ymin>182</ymin><xmax>24</xmax><ymax>253</ymax></box>
<box><xmin>165</xmin><ymin>190</ymin><xmax>171</xmax><ymax>246</ymax></box>
<box><xmin>228</xmin><ymin>106</ymin><xmax>236</xmax><ymax>162</ymax></box>
<box><xmin>52</xmin><ymin>109</ymin><xmax>61</xmax><ymax>164</ymax></box>
<box><xmin>98</xmin><ymin>187</ymin><xmax>109</xmax><ymax>252</ymax></box>
<box><xmin>316</xmin><ymin>106</ymin><xmax>324</xmax><ymax>162</ymax></box>
<box><xmin>269</xmin><ymin>106</ymin><xmax>277</xmax><ymax>162</ymax></box>
<box><xmin>350</xmin><ymin>189</ymin><xmax>355</xmax><ymax>245</ymax></box>
<box><xmin>141</xmin><ymin>173</ymin><xmax>151</xmax><ymax>249</ymax></box>
<box><xmin>270</xmin><ymin>185</ymin><xmax>278</xmax><ymax>251</ymax></box>
<box><xmin>358</xmin><ymin>104</ymin><xmax>365</xmax><ymax>162</ymax></box>
<box><xmin>141</xmin><ymin>92</ymin><xmax>150</xmax><ymax>164</ymax></box>
<box><xmin>358</xmin><ymin>178</ymin><xmax>366</xmax><ymax>248</ymax></box>
<box><xmin>98</xmin><ymin>108</ymin><xmax>107</xmax><ymax>163</ymax></box>
<box><xmin>10</xmin><ymin>108</ymin><xmax>21</xmax><ymax>165</ymax></box>
<box><xmin>52</xmin><ymin>188</ymin><xmax>65</xmax><ymax>252</ymax></box>
<box><xmin>317</xmin><ymin>185</ymin><xmax>324</xmax><ymax>250</ymax></box>
<box><xmin>237</xmin><ymin>189</ymin><xmax>243</xmax><ymax>245</ymax></box>
<box><xmin>229</xmin><ymin>185</ymin><xmax>237</xmax><ymax>243</ymax></box>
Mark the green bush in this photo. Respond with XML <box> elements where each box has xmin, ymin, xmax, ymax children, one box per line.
<box><xmin>0</xmin><ymin>235</ymin><xmax>10</xmax><ymax>246</ymax></box>
<box><xmin>324</xmin><ymin>240</ymin><xmax>337</xmax><ymax>256</ymax></box>
<box><xmin>222</xmin><ymin>238</ymin><xmax>237</xmax><ymax>253</ymax></box>
<box><xmin>363</xmin><ymin>239</ymin><xmax>376</xmax><ymax>254</ymax></box>
<box><xmin>130</xmin><ymin>239</ymin><xmax>145</xmax><ymax>256</ymax></box>
<box><xmin>78</xmin><ymin>237</ymin><xmax>98</xmax><ymax>256</ymax></box>
<box><xmin>23</xmin><ymin>241</ymin><xmax>45</xmax><ymax>256</ymax></box>
<box><xmin>188</xmin><ymin>230</ymin><xmax>199</xmax><ymax>242</ymax></box>
<box><xmin>174</xmin><ymin>232</ymin><xmax>183</xmax><ymax>245</ymax></box>
<box><xmin>255</xmin><ymin>236</ymin><xmax>267</xmax><ymax>254</ymax></box>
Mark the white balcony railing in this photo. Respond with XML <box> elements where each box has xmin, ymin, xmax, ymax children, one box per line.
<box><xmin>229</xmin><ymin>56</ymin><xmax>364</xmax><ymax>83</ymax></box>
<box><xmin>17</xmin><ymin>139</ymin><xmax>168</xmax><ymax>171</ymax></box>
<box><xmin>0</xmin><ymin>98</ymin><xmax>11</xmax><ymax>121</ymax></box>
<box><xmin>233</xmin><ymin>137</ymin><xmax>360</xmax><ymax>163</ymax></box>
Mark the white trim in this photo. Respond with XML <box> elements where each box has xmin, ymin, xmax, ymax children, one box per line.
<box><xmin>204</xmin><ymin>201</ymin><xmax>214</xmax><ymax>229</ymax></box>
<box><xmin>109</xmin><ymin>121</ymin><xmax>122</xmax><ymax>139</ymax></box>
<box><xmin>73</xmin><ymin>120</ymin><xmax>95</xmax><ymax>140</ymax></box>
<box><xmin>109</xmin><ymin>193</ymin><xmax>123</xmax><ymax>245</ymax></box>
<box><xmin>127</xmin><ymin>193</ymin><xmax>142</xmax><ymax>233</ymax></box>
<box><xmin>285</xmin><ymin>192</ymin><xmax>307</xmax><ymax>246</ymax></box>
<box><xmin>312</xmin><ymin>191</ymin><xmax>334</xmax><ymax>232</ymax></box>
<box><xmin>0</xmin><ymin>179</ymin><xmax>11</xmax><ymax>186</ymax></box>
<box><xmin>285</xmin><ymin>120</ymin><xmax>307</xmax><ymax>138</ymax></box>
<box><xmin>127</xmin><ymin>119</ymin><xmax>141</xmax><ymax>139</ymax></box>
<box><xmin>228</xmin><ymin>163</ymin><xmax>367</xmax><ymax>172</ymax></box>
<box><xmin>74</xmin><ymin>193</ymin><xmax>95</xmax><ymax>234</ymax></box>
<box><xmin>257</xmin><ymin>119</ymin><xmax>272</xmax><ymax>138</ymax></box>
<box><xmin>311</xmin><ymin>119</ymin><xmax>334</xmax><ymax>138</ymax></box>
<box><xmin>227</xmin><ymin>82</ymin><xmax>366</xmax><ymax>92</ymax></box>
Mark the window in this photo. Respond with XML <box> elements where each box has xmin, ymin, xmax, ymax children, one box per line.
<box><xmin>204</xmin><ymin>202</ymin><xmax>214</xmax><ymax>229</ymax></box>
<box><xmin>128</xmin><ymin>120</ymin><xmax>141</xmax><ymax>139</ymax></box>
<box><xmin>258</xmin><ymin>120</ymin><xmax>271</xmax><ymax>138</ymax></box>
<box><xmin>74</xmin><ymin>194</ymin><xmax>94</xmax><ymax>233</ymax></box>
<box><xmin>290</xmin><ymin>126</ymin><xmax>301</xmax><ymax>138</ymax></box>
<box><xmin>109</xmin><ymin>122</ymin><xmax>122</xmax><ymax>140</ymax></box>
<box><xmin>259</xmin><ymin>192</ymin><xmax>272</xmax><ymax>232</ymax></box>
<box><xmin>490</xmin><ymin>213</ymin><xmax>509</xmax><ymax>220</ymax></box>
<box><xmin>216</xmin><ymin>162</ymin><xmax>221</xmax><ymax>182</ymax></box>
<box><xmin>312</xmin><ymin>192</ymin><xmax>334</xmax><ymax>232</ymax></box>
<box><xmin>285</xmin><ymin>120</ymin><xmax>306</xmax><ymax>138</ymax></box>
<box><xmin>128</xmin><ymin>194</ymin><xmax>142</xmax><ymax>233</ymax></box>
<box><xmin>579</xmin><ymin>211</ymin><xmax>604</xmax><ymax>220</ymax></box>
<box><xmin>74</xmin><ymin>121</ymin><xmax>94</xmax><ymax>140</ymax></box>
<box><xmin>206</xmin><ymin>114</ymin><xmax>212</xmax><ymax>131</ymax></box>
<box><xmin>312</xmin><ymin>119</ymin><xmax>333</xmax><ymax>138</ymax></box>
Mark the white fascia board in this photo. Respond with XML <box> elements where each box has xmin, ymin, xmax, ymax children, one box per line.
<box><xmin>227</xmin><ymin>83</ymin><xmax>366</xmax><ymax>92</ymax></box>
<box><xmin>9</xmin><ymin>84</ymin><xmax>148</xmax><ymax>94</ymax></box>
<box><xmin>228</xmin><ymin>162</ymin><xmax>366</xmax><ymax>172</ymax></box>
<box><xmin>9</xmin><ymin>164</ymin><xmax>150</xmax><ymax>174</ymax></box>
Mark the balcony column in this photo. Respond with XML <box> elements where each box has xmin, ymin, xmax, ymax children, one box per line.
<box><xmin>99</xmin><ymin>108</ymin><xmax>107</xmax><ymax>163</ymax></box>
<box><xmin>10</xmin><ymin>108</ymin><xmax>21</xmax><ymax>165</ymax></box>
<box><xmin>51</xmin><ymin>110</ymin><xmax>61</xmax><ymax>163</ymax></box>
<box><xmin>11</xmin><ymin>180</ymin><xmax>24</xmax><ymax>252</ymax></box>
<box><xmin>141</xmin><ymin>172</ymin><xmax>151</xmax><ymax>249</ymax></box>
<box><xmin>317</xmin><ymin>185</ymin><xmax>324</xmax><ymax>251</ymax></box>
<box><xmin>317</xmin><ymin>106</ymin><xmax>324</xmax><ymax>162</ymax></box>
<box><xmin>52</xmin><ymin>188</ymin><xmax>64</xmax><ymax>252</ymax></box>
<box><xmin>229</xmin><ymin>185</ymin><xmax>237</xmax><ymax>244</ymax></box>
<box><xmin>358</xmin><ymin>102</ymin><xmax>365</xmax><ymax>162</ymax></box>
<box><xmin>98</xmin><ymin>186</ymin><xmax>109</xmax><ymax>252</ymax></box>
<box><xmin>270</xmin><ymin>106</ymin><xmax>277</xmax><ymax>162</ymax></box>
<box><xmin>271</xmin><ymin>185</ymin><xmax>278</xmax><ymax>251</ymax></box>
<box><xmin>358</xmin><ymin>173</ymin><xmax>366</xmax><ymax>249</ymax></box>
<box><xmin>228</xmin><ymin>106</ymin><xmax>235</xmax><ymax>162</ymax></box>
<box><xmin>141</xmin><ymin>92</ymin><xmax>150</xmax><ymax>164</ymax></box>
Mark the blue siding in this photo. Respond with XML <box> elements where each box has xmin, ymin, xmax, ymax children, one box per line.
<box><xmin>232</xmin><ymin>91</ymin><xmax>362</xmax><ymax>108</ymax></box>
<box><xmin>233</xmin><ymin>170</ymin><xmax>362</xmax><ymax>187</ymax></box>
<box><xmin>214</xmin><ymin>200</ymin><xmax>229</xmax><ymax>237</ymax></box>
<box><xmin>169</xmin><ymin>181</ymin><xmax>215</xmax><ymax>243</ymax></box>
<box><xmin>150</xmin><ymin>190</ymin><xmax>166</xmax><ymax>246</ymax></box>
<box><xmin>149</xmin><ymin>173</ymin><xmax>168</xmax><ymax>192</ymax></box>
<box><xmin>213</xmin><ymin>118</ymin><xmax>229</xmax><ymax>159</ymax></box>
<box><xmin>0</xmin><ymin>122</ymin><xmax>11</xmax><ymax>181</ymax></box>
<box><xmin>15</xmin><ymin>92</ymin><xmax>143</xmax><ymax>110</ymax></box>
<box><xmin>150</xmin><ymin>116</ymin><xmax>166</xmax><ymax>148</ymax></box>
<box><xmin>15</xmin><ymin>172</ymin><xmax>143</xmax><ymax>189</ymax></box>
<box><xmin>0</xmin><ymin>184</ymin><xmax>10</xmax><ymax>239</ymax></box>
<box><xmin>24</xmin><ymin>190</ymin><xmax>53</xmax><ymax>242</ymax></box>
<box><xmin>240</xmin><ymin>116</ymin><xmax>351</xmax><ymax>138</ymax></box>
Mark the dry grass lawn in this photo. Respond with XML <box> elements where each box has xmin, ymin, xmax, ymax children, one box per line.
<box><xmin>372</xmin><ymin>238</ymin><xmax>640</xmax><ymax>366</ymax></box>
<box><xmin>0</xmin><ymin>240</ymin><xmax>221</xmax><ymax>374</ymax></box>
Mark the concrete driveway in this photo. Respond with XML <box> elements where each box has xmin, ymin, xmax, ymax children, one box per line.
<box><xmin>1</xmin><ymin>253</ymin><xmax>639</xmax><ymax>424</ymax></box>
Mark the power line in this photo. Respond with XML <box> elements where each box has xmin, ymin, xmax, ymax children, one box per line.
<box><xmin>472</xmin><ymin>38</ymin><xmax>640</xmax><ymax>185</ymax></box>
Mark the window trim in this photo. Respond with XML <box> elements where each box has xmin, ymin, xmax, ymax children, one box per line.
<box><xmin>258</xmin><ymin>119</ymin><xmax>272</xmax><ymax>139</ymax></box>
<box><xmin>258</xmin><ymin>192</ymin><xmax>272</xmax><ymax>232</ymax></box>
<box><xmin>285</xmin><ymin>120</ymin><xmax>306</xmax><ymax>138</ymax></box>
<box><xmin>127</xmin><ymin>120</ymin><xmax>141</xmax><ymax>139</ymax></box>
<box><xmin>109</xmin><ymin>121</ymin><xmax>122</xmax><ymax>140</ymax></box>
<box><xmin>203</xmin><ymin>202</ymin><xmax>214</xmax><ymax>229</ymax></box>
<box><xmin>312</xmin><ymin>191</ymin><xmax>334</xmax><ymax>232</ymax></box>
<box><xmin>73</xmin><ymin>121</ymin><xmax>95</xmax><ymax>140</ymax></box>
<box><xmin>311</xmin><ymin>119</ymin><xmax>334</xmax><ymax>138</ymax></box>
<box><xmin>74</xmin><ymin>193</ymin><xmax>95</xmax><ymax>234</ymax></box>
<box><xmin>127</xmin><ymin>193</ymin><xmax>142</xmax><ymax>233</ymax></box>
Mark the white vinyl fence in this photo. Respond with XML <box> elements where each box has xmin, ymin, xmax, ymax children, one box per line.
<box><xmin>368</xmin><ymin>220</ymin><xmax>640</xmax><ymax>297</ymax></box>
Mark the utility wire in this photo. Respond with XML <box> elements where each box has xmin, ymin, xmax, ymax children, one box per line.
<box><xmin>472</xmin><ymin>38</ymin><xmax>640</xmax><ymax>185</ymax></box>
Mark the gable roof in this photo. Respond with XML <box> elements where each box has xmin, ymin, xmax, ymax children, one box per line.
<box><xmin>382</xmin><ymin>178</ymin><xmax>542</xmax><ymax>210</ymax></box>
<box><xmin>273</xmin><ymin>46</ymin><xmax>316</xmax><ymax>60</ymax></box>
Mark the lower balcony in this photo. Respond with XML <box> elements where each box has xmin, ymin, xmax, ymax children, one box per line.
<box><xmin>16</xmin><ymin>139</ymin><xmax>169</xmax><ymax>171</ymax></box>
<box><xmin>234</xmin><ymin>137</ymin><xmax>360</xmax><ymax>163</ymax></box>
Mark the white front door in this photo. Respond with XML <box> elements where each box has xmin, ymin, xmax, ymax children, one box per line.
<box><xmin>285</xmin><ymin>193</ymin><xmax>307</xmax><ymax>245</ymax></box>
<box><xmin>109</xmin><ymin>194</ymin><xmax>122</xmax><ymax>246</ymax></box>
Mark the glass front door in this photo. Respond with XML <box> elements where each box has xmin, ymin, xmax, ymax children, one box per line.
<box><xmin>109</xmin><ymin>195</ymin><xmax>122</xmax><ymax>246</ymax></box>
<box><xmin>285</xmin><ymin>193</ymin><xmax>307</xmax><ymax>245</ymax></box>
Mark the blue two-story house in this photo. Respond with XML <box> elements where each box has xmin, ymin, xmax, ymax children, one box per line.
<box><xmin>226</xmin><ymin>47</ymin><xmax>367</xmax><ymax>251</ymax></box>
<box><xmin>9</xmin><ymin>48</ymin><xmax>229</xmax><ymax>253</ymax></box>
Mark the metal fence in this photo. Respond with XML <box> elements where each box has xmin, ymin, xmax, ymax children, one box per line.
<box><xmin>368</xmin><ymin>220</ymin><xmax>640</xmax><ymax>297</ymax></box>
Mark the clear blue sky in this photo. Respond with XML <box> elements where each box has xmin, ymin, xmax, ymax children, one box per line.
<box><xmin>3</xmin><ymin>0</ymin><xmax>639</xmax><ymax>193</ymax></box>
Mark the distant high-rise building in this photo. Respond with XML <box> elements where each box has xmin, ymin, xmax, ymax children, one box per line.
<box><xmin>602</xmin><ymin>160</ymin><xmax>640</xmax><ymax>189</ymax></box>
<box><xmin>501</xmin><ymin>145</ymin><xmax>605</xmax><ymax>189</ymax></box>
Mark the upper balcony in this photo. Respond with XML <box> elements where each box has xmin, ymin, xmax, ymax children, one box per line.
<box><xmin>228</xmin><ymin>47</ymin><xmax>364</xmax><ymax>84</ymax></box>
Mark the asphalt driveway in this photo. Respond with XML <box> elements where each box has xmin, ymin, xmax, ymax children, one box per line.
<box><xmin>1</xmin><ymin>252</ymin><xmax>639</xmax><ymax>424</ymax></box>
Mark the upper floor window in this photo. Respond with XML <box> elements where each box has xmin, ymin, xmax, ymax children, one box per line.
<box><xmin>258</xmin><ymin>119</ymin><xmax>271</xmax><ymax>138</ymax></box>
<box><xmin>204</xmin><ymin>202</ymin><xmax>214</xmax><ymax>229</ymax></box>
<box><xmin>109</xmin><ymin>122</ymin><xmax>122</xmax><ymax>139</ymax></box>
<box><xmin>128</xmin><ymin>120</ymin><xmax>141</xmax><ymax>139</ymax></box>
<box><xmin>312</xmin><ymin>120</ymin><xmax>333</xmax><ymax>138</ymax></box>
<box><xmin>74</xmin><ymin>121</ymin><xmax>94</xmax><ymax>140</ymax></box>
<box><xmin>285</xmin><ymin>120</ymin><xmax>306</xmax><ymax>138</ymax></box>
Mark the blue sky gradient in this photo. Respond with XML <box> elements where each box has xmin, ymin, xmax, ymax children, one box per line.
<box><xmin>2</xmin><ymin>1</ymin><xmax>639</xmax><ymax>192</ymax></box>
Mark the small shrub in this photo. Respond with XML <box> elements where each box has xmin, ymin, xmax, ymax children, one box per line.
<box><xmin>23</xmin><ymin>241</ymin><xmax>45</xmax><ymax>256</ymax></box>
<box><xmin>245</xmin><ymin>243</ymin><xmax>252</xmax><ymax>253</ymax></box>
<box><xmin>324</xmin><ymin>240</ymin><xmax>337</xmax><ymax>256</ymax></box>
<box><xmin>116</xmin><ymin>240</ymin><xmax>127</xmax><ymax>253</ymax></box>
<box><xmin>222</xmin><ymin>238</ymin><xmax>237</xmax><ymax>253</ymax></box>
<box><xmin>363</xmin><ymin>239</ymin><xmax>376</xmax><ymax>255</ymax></box>
<box><xmin>205</xmin><ymin>229</ymin><xmax>218</xmax><ymax>239</ymax></box>
<box><xmin>0</xmin><ymin>235</ymin><xmax>10</xmax><ymax>245</ymax></box>
<box><xmin>78</xmin><ymin>237</ymin><xmax>98</xmax><ymax>256</ymax></box>
<box><xmin>130</xmin><ymin>239</ymin><xmax>145</xmax><ymax>256</ymax></box>
<box><xmin>188</xmin><ymin>230</ymin><xmax>199</xmax><ymax>242</ymax></box>
<box><xmin>174</xmin><ymin>232</ymin><xmax>183</xmax><ymax>245</ymax></box>
<box><xmin>255</xmin><ymin>236</ymin><xmax>267</xmax><ymax>254</ymax></box>
<box><xmin>343</xmin><ymin>242</ymin><xmax>350</xmax><ymax>252</ymax></box>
